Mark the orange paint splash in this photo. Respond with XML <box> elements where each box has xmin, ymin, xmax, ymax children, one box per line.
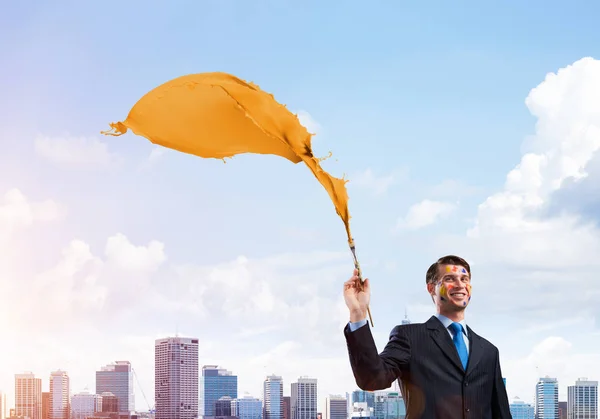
<box><xmin>101</xmin><ymin>72</ymin><xmax>354</xmax><ymax>244</ymax></box>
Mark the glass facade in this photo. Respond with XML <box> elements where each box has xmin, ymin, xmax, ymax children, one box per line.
<box><xmin>233</xmin><ymin>396</ymin><xmax>263</xmax><ymax>419</ymax></box>
<box><xmin>567</xmin><ymin>378</ymin><xmax>598</xmax><ymax>419</ymax></box>
<box><xmin>96</xmin><ymin>361</ymin><xmax>134</xmax><ymax>413</ymax></box>
<box><xmin>535</xmin><ymin>377</ymin><xmax>559</xmax><ymax>419</ymax></box>
<box><xmin>352</xmin><ymin>391</ymin><xmax>375</xmax><ymax>411</ymax></box>
<box><xmin>263</xmin><ymin>375</ymin><xmax>283</xmax><ymax>419</ymax></box>
<box><xmin>200</xmin><ymin>365</ymin><xmax>238</xmax><ymax>417</ymax></box>
<box><xmin>373</xmin><ymin>392</ymin><xmax>405</xmax><ymax>419</ymax></box>
<box><xmin>326</xmin><ymin>396</ymin><xmax>347</xmax><ymax>419</ymax></box>
<box><xmin>509</xmin><ymin>399</ymin><xmax>534</xmax><ymax>419</ymax></box>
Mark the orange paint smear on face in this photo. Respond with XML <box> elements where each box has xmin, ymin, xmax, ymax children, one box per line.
<box><xmin>101</xmin><ymin>73</ymin><xmax>354</xmax><ymax>243</ymax></box>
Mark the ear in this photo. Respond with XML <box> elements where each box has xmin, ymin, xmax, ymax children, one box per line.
<box><xmin>426</xmin><ymin>282</ymin><xmax>435</xmax><ymax>295</ymax></box>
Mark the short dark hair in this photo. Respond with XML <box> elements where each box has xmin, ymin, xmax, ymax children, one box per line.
<box><xmin>425</xmin><ymin>255</ymin><xmax>471</xmax><ymax>285</ymax></box>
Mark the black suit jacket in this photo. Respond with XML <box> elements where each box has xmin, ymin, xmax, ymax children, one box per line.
<box><xmin>344</xmin><ymin>316</ymin><xmax>511</xmax><ymax>419</ymax></box>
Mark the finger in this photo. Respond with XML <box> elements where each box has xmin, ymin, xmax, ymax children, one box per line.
<box><xmin>343</xmin><ymin>279</ymin><xmax>357</xmax><ymax>290</ymax></box>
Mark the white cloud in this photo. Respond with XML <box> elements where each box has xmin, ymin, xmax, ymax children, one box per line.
<box><xmin>137</xmin><ymin>146</ymin><xmax>168</xmax><ymax>171</ymax></box>
<box><xmin>0</xmin><ymin>188</ymin><xmax>63</xmax><ymax>243</ymax></box>
<box><xmin>34</xmin><ymin>135</ymin><xmax>120</xmax><ymax>170</ymax></box>
<box><xmin>462</xmin><ymin>57</ymin><xmax>600</xmax><ymax>270</ymax></box>
<box><xmin>396</xmin><ymin>199</ymin><xmax>457</xmax><ymax>230</ymax></box>
<box><xmin>105</xmin><ymin>233</ymin><xmax>166</xmax><ymax>273</ymax></box>
<box><xmin>350</xmin><ymin>168</ymin><xmax>403</xmax><ymax>196</ymax></box>
<box><xmin>295</xmin><ymin>110</ymin><xmax>321</xmax><ymax>135</ymax></box>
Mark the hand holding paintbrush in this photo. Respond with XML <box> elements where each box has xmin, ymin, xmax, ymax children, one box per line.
<box><xmin>344</xmin><ymin>240</ymin><xmax>374</xmax><ymax>327</ymax></box>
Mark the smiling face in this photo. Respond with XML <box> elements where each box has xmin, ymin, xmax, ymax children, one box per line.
<box><xmin>428</xmin><ymin>264</ymin><xmax>472</xmax><ymax>313</ymax></box>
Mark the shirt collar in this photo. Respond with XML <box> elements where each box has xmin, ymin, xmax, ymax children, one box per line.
<box><xmin>435</xmin><ymin>313</ymin><xmax>468</xmax><ymax>337</ymax></box>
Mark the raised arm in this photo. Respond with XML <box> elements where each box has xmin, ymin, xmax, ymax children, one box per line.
<box><xmin>343</xmin><ymin>270</ymin><xmax>410</xmax><ymax>390</ymax></box>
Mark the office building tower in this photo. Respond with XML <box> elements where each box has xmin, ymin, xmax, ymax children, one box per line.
<box><xmin>325</xmin><ymin>395</ymin><xmax>347</xmax><ymax>419</ymax></box>
<box><xmin>263</xmin><ymin>375</ymin><xmax>283</xmax><ymax>419</ymax></box>
<box><xmin>351</xmin><ymin>391</ymin><xmax>374</xmax><ymax>412</ymax></box>
<box><xmin>71</xmin><ymin>390</ymin><xmax>102</xmax><ymax>419</ymax></box>
<box><xmin>42</xmin><ymin>392</ymin><xmax>50</xmax><ymax>419</ymax></box>
<box><xmin>0</xmin><ymin>391</ymin><xmax>6</xmax><ymax>419</ymax></box>
<box><xmin>49</xmin><ymin>370</ymin><xmax>69</xmax><ymax>419</ymax></box>
<box><xmin>283</xmin><ymin>397</ymin><xmax>290</xmax><ymax>419</ymax></box>
<box><xmin>373</xmin><ymin>391</ymin><xmax>405</xmax><ymax>419</ymax></box>
<box><xmin>96</xmin><ymin>361</ymin><xmax>134</xmax><ymax>413</ymax></box>
<box><xmin>536</xmin><ymin>376</ymin><xmax>559</xmax><ymax>419</ymax></box>
<box><xmin>350</xmin><ymin>402</ymin><xmax>370</xmax><ymax>418</ymax></box>
<box><xmin>0</xmin><ymin>392</ymin><xmax>6</xmax><ymax>419</ymax></box>
<box><xmin>100</xmin><ymin>393</ymin><xmax>118</xmax><ymax>413</ymax></box>
<box><xmin>200</xmin><ymin>365</ymin><xmax>237</xmax><ymax>417</ymax></box>
<box><xmin>509</xmin><ymin>397</ymin><xmax>534</xmax><ymax>419</ymax></box>
<box><xmin>567</xmin><ymin>378</ymin><xmax>598</xmax><ymax>419</ymax></box>
<box><xmin>559</xmin><ymin>401</ymin><xmax>567</xmax><ymax>419</ymax></box>
<box><xmin>155</xmin><ymin>336</ymin><xmax>199</xmax><ymax>419</ymax></box>
<box><xmin>15</xmin><ymin>372</ymin><xmax>42</xmax><ymax>419</ymax></box>
<box><xmin>232</xmin><ymin>395</ymin><xmax>262</xmax><ymax>419</ymax></box>
<box><xmin>291</xmin><ymin>377</ymin><xmax>317</xmax><ymax>419</ymax></box>
<box><xmin>215</xmin><ymin>396</ymin><xmax>233</xmax><ymax>416</ymax></box>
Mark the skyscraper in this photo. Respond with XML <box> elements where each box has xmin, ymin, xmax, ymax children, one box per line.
<box><xmin>96</xmin><ymin>361</ymin><xmax>135</xmax><ymax>413</ymax></box>
<box><xmin>325</xmin><ymin>395</ymin><xmax>347</xmax><ymax>419</ymax></box>
<box><xmin>42</xmin><ymin>392</ymin><xmax>50</xmax><ymax>419</ymax></box>
<box><xmin>567</xmin><ymin>378</ymin><xmax>598</xmax><ymax>419</ymax></box>
<box><xmin>0</xmin><ymin>391</ymin><xmax>6</xmax><ymax>419</ymax></box>
<box><xmin>263</xmin><ymin>375</ymin><xmax>283</xmax><ymax>419</ymax></box>
<box><xmin>536</xmin><ymin>376</ymin><xmax>559</xmax><ymax>419</ymax></box>
<box><xmin>509</xmin><ymin>397</ymin><xmax>534</xmax><ymax>419</ymax></box>
<box><xmin>559</xmin><ymin>401</ymin><xmax>567</xmax><ymax>419</ymax></box>
<box><xmin>373</xmin><ymin>391</ymin><xmax>405</xmax><ymax>419</ymax></box>
<box><xmin>15</xmin><ymin>372</ymin><xmax>42</xmax><ymax>419</ymax></box>
<box><xmin>155</xmin><ymin>336</ymin><xmax>199</xmax><ymax>419</ymax></box>
<box><xmin>199</xmin><ymin>365</ymin><xmax>237</xmax><ymax>417</ymax></box>
<box><xmin>351</xmin><ymin>391</ymin><xmax>374</xmax><ymax>412</ymax></box>
<box><xmin>232</xmin><ymin>395</ymin><xmax>263</xmax><ymax>419</ymax></box>
<box><xmin>291</xmin><ymin>377</ymin><xmax>317</xmax><ymax>419</ymax></box>
<box><xmin>215</xmin><ymin>396</ymin><xmax>233</xmax><ymax>416</ymax></box>
<box><xmin>71</xmin><ymin>391</ymin><xmax>102</xmax><ymax>419</ymax></box>
<box><xmin>283</xmin><ymin>397</ymin><xmax>291</xmax><ymax>419</ymax></box>
<box><xmin>49</xmin><ymin>370</ymin><xmax>69</xmax><ymax>419</ymax></box>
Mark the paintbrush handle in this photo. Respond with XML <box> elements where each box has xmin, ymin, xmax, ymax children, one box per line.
<box><xmin>349</xmin><ymin>240</ymin><xmax>374</xmax><ymax>327</ymax></box>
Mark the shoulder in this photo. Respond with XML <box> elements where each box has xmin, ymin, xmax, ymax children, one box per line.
<box><xmin>469</xmin><ymin>328</ymin><xmax>499</xmax><ymax>352</ymax></box>
<box><xmin>389</xmin><ymin>323</ymin><xmax>427</xmax><ymax>339</ymax></box>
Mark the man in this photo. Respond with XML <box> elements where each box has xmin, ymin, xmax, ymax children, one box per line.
<box><xmin>343</xmin><ymin>255</ymin><xmax>511</xmax><ymax>419</ymax></box>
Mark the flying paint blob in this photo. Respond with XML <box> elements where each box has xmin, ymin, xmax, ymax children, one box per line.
<box><xmin>101</xmin><ymin>72</ymin><xmax>373</xmax><ymax>323</ymax></box>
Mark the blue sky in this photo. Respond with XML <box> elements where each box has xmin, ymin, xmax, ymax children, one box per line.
<box><xmin>2</xmin><ymin>0</ymin><xmax>600</xmax><ymax>413</ymax></box>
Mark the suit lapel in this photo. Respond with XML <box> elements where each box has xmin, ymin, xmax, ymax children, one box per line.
<box><xmin>465</xmin><ymin>326</ymin><xmax>484</xmax><ymax>377</ymax></box>
<box><xmin>426</xmin><ymin>316</ymin><xmax>464</xmax><ymax>373</ymax></box>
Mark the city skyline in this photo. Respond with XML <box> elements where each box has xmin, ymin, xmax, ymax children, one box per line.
<box><xmin>2</xmin><ymin>362</ymin><xmax>598</xmax><ymax>419</ymax></box>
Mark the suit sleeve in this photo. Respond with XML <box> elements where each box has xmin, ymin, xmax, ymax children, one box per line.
<box><xmin>344</xmin><ymin>322</ymin><xmax>410</xmax><ymax>391</ymax></box>
<box><xmin>491</xmin><ymin>348</ymin><xmax>511</xmax><ymax>419</ymax></box>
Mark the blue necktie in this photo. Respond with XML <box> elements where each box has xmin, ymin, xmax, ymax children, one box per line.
<box><xmin>449</xmin><ymin>322</ymin><xmax>469</xmax><ymax>370</ymax></box>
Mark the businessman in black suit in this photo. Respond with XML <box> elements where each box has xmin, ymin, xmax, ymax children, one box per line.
<box><xmin>343</xmin><ymin>255</ymin><xmax>511</xmax><ymax>419</ymax></box>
